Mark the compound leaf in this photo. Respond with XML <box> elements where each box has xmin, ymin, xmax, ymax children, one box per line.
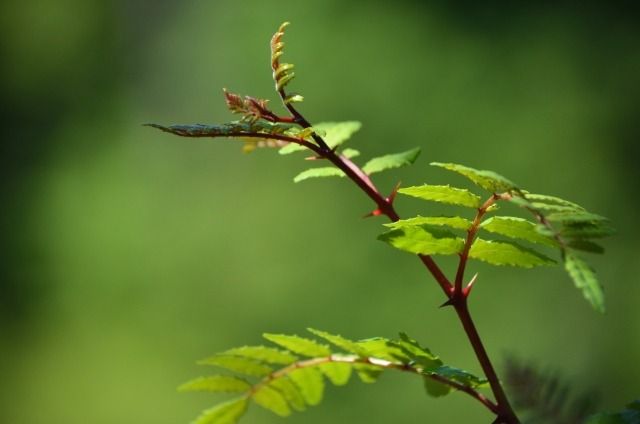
<box><xmin>288</xmin><ymin>367</ymin><xmax>325</xmax><ymax>406</ymax></box>
<box><xmin>179</xmin><ymin>376</ymin><xmax>251</xmax><ymax>393</ymax></box>
<box><xmin>193</xmin><ymin>397</ymin><xmax>248</xmax><ymax>424</ymax></box>
<box><xmin>431</xmin><ymin>162</ymin><xmax>519</xmax><ymax>193</ymax></box>
<box><xmin>378</xmin><ymin>225</ymin><xmax>465</xmax><ymax>256</ymax></box>
<box><xmin>469</xmin><ymin>239</ymin><xmax>556</xmax><ymax>267</ymax></box>
<box><xmin>384</xmin><ymin>215</ymin><xmax>473</xmax><ymax>231</ymax></box>
<box><xmin>479</xmin><ymin>216</ymin><xmax>560</xmax><ymax>248</ymax></box>
<box><xmin>199</xmin><ymin>355</ymin><xmax>273</xmax><ymax>377</ymax></box>
<box><xmin>362</xmin><ymin>147</ymin><xmax>421</xmax><ymax>175</ymax></box>
<box><xmin>263</xmin><ymin>333</ymin><xmax>331</xmax><ymax>357</ymax></box>
<box><xmin>563</xmin><ymin>251</ymin><xmax>605</xmax><ymax>313</ymax></box>
<box><xmin>398</xmin><ymin>184</ymin><xmax>481</xmax><ymax>208</ymax></box>
<box><xmin>252</xmin><ymin>384</ymin><xmax>292</xmax><ymax>417</ymax></box>
<box><xmin>293</xmin><ymin>167</ymin><xmax>345</xmax><ymax>183</ymax></box>
<box><xmin>353</xmin><ymin>363</ymin><xmax>384</xmax><ymax>383</ymax></box>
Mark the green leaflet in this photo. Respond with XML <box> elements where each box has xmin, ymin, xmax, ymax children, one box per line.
<box><xmin>356</xmin><ymin>338</ymin><xmax>410</xmax><ymax>362</ymax></box>
<box><xmin>566</xmin><ymin>239</ymin><xmax>605</xmax><ymax>254</ymax></box>
<box><xmin>252</xmin><ymin>385</ymin><xmax>292</xmax><ymax>417</ymax></box>
<box><xmin>318</xmin><ymin>361</ymin><xmax>353</xmax><ymax>386</ymax></box>
<box><xmin>523</xmin><ymin>193</ymin><xmax>585</xmax><ymax>211</ymax></box>
<box><xmin>546</xmin><ymin>211</ymin><xmax>610</xmax><ymax>225</ymax></box>
<box><xmin>268</xmin><ymin>378</ymin><xmax>307</xmax><ymax>411</ymax></box>
<box><xmin>307</xmin><ymin>328</ymin><xmax>371</xmax><ymax>357</ymax></box>
<box><xmin>293</xmin><ymin>167</ymin><xmax>345</xmax><ymax>183</ymax></box>
<box><xmin>431</xmin><ymin>162</ymin><xmax>519</xmax><ymax>193</ymax></box>
<box><xmin>427</xmin><ymin>365</ymin><xmax>489</xmax><ymax>389</ymax></box>
<box><xmin>396</xmin><ymin>333</ymin><xmax>442</xmax><ymax>369</ymax></box>
<box><xmin>563</xmin><ymin>251</ymin><xmax>606</xmax><ymax>313</ymax></box>
<box><xmin>469</xmin><ymin>239</ymin><xmax>556</xmax><ymax>268</ymax></box>
<box><xmin>263</xmin><ymin>333</ymin><xmax>331</xmax><ymax>357</ymax></box>
<box><xmin>353</xmin><ymin>363</ymin><xmax>384</xmax><ymax>383</ymax></box>
<box><xmin>341</xmin><ymin>148</ymin><xmax>360</xmax><ymax>158</ymax></box>
<box><xmin>288</xmin><ymin>367</ymin><xmax>325</xmax><ymax>406</ymax></box>
<box><xmin>378</xmin><ymin>224</ymin><xmax>465</xmax><ymax>256</ymax></box>
<box><xmin>559</xmin><ymin>222</ymin><xmax>617</xmax><ymax>239</ymax></box>
<box><xmin>179</xmin><ymin>376</ymin><xmax>251</xmax><ymax>393</ymax></box>
<box><xmin>362</xmin><ymin>147</ymin><xmax>421</xmax><ymax>175</ymax></box>
<box><xmin>193</xmin><ymin>398</ymin><xmax>248</xmax><ymax>424</ymax></box>
<box><xmin>222</xmin><ymin>346</ymin><xmax>298</xmax><ymax>365</ymax></box>
<box><xmin>479</xmin><ymin>216</ymin><xmax>560</xmax><ymax>248</ymax></box>
<box><xmin>198</xmin><ymin>355</ymin><xmax>273</xmax><ymax>377</ymax></box>
<box><xmin>384</xmin><ymin>215</ymin><xmax>473</xmax><ymax>231</ymax></box>
<box><xmin>279</xmin><ymin>121</ymin><xmax>362</xmax><ymax>154</ymax></box>
<box><xmin>398</xmin><ymin>184</ymin><xmax>481</xmax><ymax>208</ymax></box>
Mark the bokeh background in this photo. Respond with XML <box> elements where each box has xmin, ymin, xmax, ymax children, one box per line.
<box><xmin>1</xmin><ymin>1</ymin><xmax>639</xmax><ymax>423</ymax></box>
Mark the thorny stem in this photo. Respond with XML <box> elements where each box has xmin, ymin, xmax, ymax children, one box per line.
<box><xmin>275</xmin><ymin>87</ymin><xmax>519</xmax><ymax>423</ymax></box>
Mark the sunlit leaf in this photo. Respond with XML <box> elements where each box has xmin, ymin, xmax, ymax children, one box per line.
<box><xmin>252</xmin><ymin>385</ymin><xmax>292</xmax><ymax>417</ymax></box>
<box><xmin>356</xmin><ymin>338</ymin><xmax>411</xmax><ymax>363</ymax></box>
<box><xmin>179</xmin><ymin>376</ymin><xmax>251</xmax><ymax>393</ymax></box>
<box><xmin>469</xmin><ymin>239</ymin><xmax>556</xmax><ymax>267</ymax></box>
<box><xmin>268</xmin><ymin>378</ymin><xmax>306</xmax><ymax>411</ymax></box>
<box><xmin>341</xmin><ymin>148</ymin><xmax>360</xmax><ymax>158</ymax></box>
<box><xmin>198</xmin><ymin>355</ymin><xmax>273</xmax><ymax>377</ymax></box>
<box><xmin>193</xmin><ymin>398</ymin><xmax>248</xmax><ymax>424</ymax></box>
<box><xmin>353</xmin><ymin>363</ymin><xmax>384</xmax><ymax>383</ymax></box>
<box><xmin>384</xmin><ymin>215</ymin><xmax>473</xmax><ymax>231</ymax></box>
<box><xmin>431</xmin><ymin>162</ymin><xmax>518</xmax><ymax>193</ymax></box>
<box><xmin>396</xmin><ymin>333</ymin><xmax>442</xmax><ymax>369</ymax></box>
<box><xmin>398</xmin><ymin>184</ymin><xmax>481</xmax><ymax>208</ymax></box>
<box><xmin>362</xmin><ymin>147</ymin><xmax>421</xmax><ymax>175</ymax></box>
<box><xmin>315</xmin><ymin>121</ymin><xmax>362</xmax><ymax>149</ymax></box>
<box><xmin>378</xmin><ymin>225</ymin><xmax>465</xmax><ymax>256</ymax></box>
<box><xmin>293</xmin><ymin>167</ymin><xmax>345</xmax><ymax>182</ymax></box>
<box><xmin>563</xmin><ymin>251</ymin><xmax>606</xmax><ymax>313</ymax></box>
<box><xmin>318</xmin><ymin>361</ymin><xmax>353</xmax><ymax>386</ymax></box>
<box><xmin>479</xmin><ymin>216</ymin><xmax>560</xmax><ymax>248</ymax></box>
<box><xmin>288</xmin><ymin>367</ymin><xmax>324</xmax><ymax>406</ymax></box>
<box><xmin>263</xmin><ymin>333</ymin><xmax>332</xmax><ymax>357</ymax></box>
<box><xmin>307</xmin><ymin>329</ymin><xmax>370</xmax><ymax>357</ymax></box>
<box><xmin>222</xmin><ymin>346</ymin><xmax>298</xmax><ymax>365</ymax></box>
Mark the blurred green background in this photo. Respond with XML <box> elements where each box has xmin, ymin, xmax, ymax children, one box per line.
<box><xmin>1</xmin><ymin>1</ymin><xmax>639</xmax><ymax>423</ymax></box>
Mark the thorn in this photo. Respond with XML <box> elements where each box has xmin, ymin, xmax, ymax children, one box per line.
<box><xmin>462</xmin><ymin>273</ymin><xmax>479</xmax><ymax>298</ymax></box>
<box><xmin>305</xmin><ymin>155</ymin><xmax>324</xmax><ymax>161</ymax></box>
<box><xmin>439</xmin><ymin>298</ymin><xmax>455</xmax><ymax>308</ymax></box>
<box><xmin>362</xmin><ymin>207</ymin><xmax>384</xmax><ymax>219</ymax></box>
<box><xmin>388</xmin><ymin>182</ymin><xmax>401</xmax><ymax>204</ymax></box>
